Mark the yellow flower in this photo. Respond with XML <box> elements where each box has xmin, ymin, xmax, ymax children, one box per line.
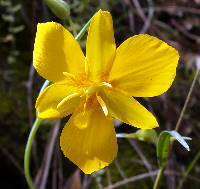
<box><xmin>33</xmin><ymin>10</ymin><xmax>179</xmax><ymax>174</ymax></box>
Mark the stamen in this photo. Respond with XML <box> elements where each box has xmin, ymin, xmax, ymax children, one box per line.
<box><xmin>63</xmin><ymin>72</ymin><xmax>76</xmax><ymax>80</ymax></box>
<box><xmin>57</xmin><ymin>93</ymin><xmax>80</xmax><ymax>109</ymax></box>
<box><xmin>101</xmin><ymin>82</ymin><xmax>112</xmax><ymax>88</ymax></box>
<box><xmin>85</xmin><ymin>57</ymin><xmax>89</xmax><ymax>76</ymax></box>
<box><xmin>85</xmin><ymin>86</ymin><xmax>98</xmax><ymax>96</ymax></box>
<box><xmin>96</xmin><ymin>95</ymin><xmax>108</xmax><ymax>116</ymax></box>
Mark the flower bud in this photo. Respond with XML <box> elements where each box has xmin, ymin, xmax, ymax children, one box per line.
<box><xmin>44</xmin><ymin>0</ymin><xmax>70</xmax><ymax>20</ymax></box>
<box><xmin>135</xmin><ymin>129</ymin><xmax>158</xmax><ymax>143</ymax></box>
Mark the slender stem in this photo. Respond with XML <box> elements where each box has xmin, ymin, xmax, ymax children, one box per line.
<box><xmin>75</xmin><ymin>16</ymin><xmax>92</xmax><ymax>41</ymax></box>
<box><xmin>24</xmin><ymin>16</ymin><xmax>92</xmax><ymax>189</ymax></box>
<box><xmin>39</xmin><ymin>80</ymin><xmax>50</xmax><ymax>94</ymax></box>
<box><xmin>153</xmin><ymin>166</ymin><xmax>164</xmax><ymax>189</ymax></box>
<box><xmin>177</xmin><ymin>150</ymin><xmax>200</xmax><ymax>189</ymax></box>
<box><xmin>175</xmin><ymin>69</ymin><xmax>199</xmax><ymax>131</ymax></box>
<box><xmin>24</xmin><ymin>118</ymin><xmax>42</xmax><ymax>189</ymax></box>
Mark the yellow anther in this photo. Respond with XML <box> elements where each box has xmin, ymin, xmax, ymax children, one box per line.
<box><xmin>57</xmin><ymin>92</ymin><xmax>80</xmax><ymax>109</ymax></box>
<box><xmin>85</xmin><ymin>86</ymin><xmax>99</xmax><ymax>96</ymax></box>
<box><xmin>96</xmin><ymin>95</ymin><xmax>108</xmax><ymax>116</ymax></box>
<box><xmin>63</xmin><ymin>72</ymin><xmax>76</xmax><ymax>80</ymax></box>
<box><xmin>85</xmin><ymin>57</ymin><xmax>89</xmax><ymax>76</ymax></box>
<box><xmin>101</xmin><ymin>82</ymin><xmax>112</xmax><ymax>88</ymax></box>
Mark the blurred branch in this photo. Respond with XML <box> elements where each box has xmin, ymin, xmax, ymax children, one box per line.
<box><xmin>143</xmin><ymin>6</ymin><xmax>200</xmax><ymax>15</ymax></box>
<box><xmin>114</xmin><ymin>160</ymin><xmax>127</xmax><ymax>179</ymax></box>
<box><xmin>39</xmin><ymin>121</ymin><xmax>60</xmax><ymax>189</ymax></box>
<box><xmin>128</xmin><ymin>139</ymin><xmax>154</xmax><ymax>180</ymax></box>
<box><xmin>178</xmin><ymin>150</ymin><xmax>200</xmax><ymax>189</ymax></box>
<box><xmin>131</xmin><ymin>0</ymin><xmax>154</xmax><ymax>33</ymax></box>
<box><xmin>0</xmin><ymin>146</ymin><xmax>24</xmax><ymax>175</ymax></box>
<box><xmin>175</xmin><ymin>68</ymin><xmax>199</xmax><ymax>131</ymax></box>
<box><xmin>171</xmin><ymin>19</ymin><xmax>200</xmax><ymax>43</ymax></box>
<box><xmin>106</xmin><ymin>168</ymin><xmax>112</xmax><ymax>188</ymax></box>
<box><xmin>104</xmin><ymin>170</ymin><xmax>158</xmax><ymax>189</ymax></box>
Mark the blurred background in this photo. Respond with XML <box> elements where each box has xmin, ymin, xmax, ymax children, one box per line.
<box><xmin>0</xmin><ymin>0</ymin><xmax>200</xmax><ymax>188</ymax></box>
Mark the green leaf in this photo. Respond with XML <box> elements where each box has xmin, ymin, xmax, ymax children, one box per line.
<box><xmin>157</xmin><ymin>130</ymin><xmax>191</xmax><ymax>167</ymax></box>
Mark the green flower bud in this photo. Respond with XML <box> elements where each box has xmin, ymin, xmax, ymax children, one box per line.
<box><xmin>44</xmin><ymin>0</ymin><xmax>70</xmax><ymax>20</ymax></box>
<box><xmin>135</xmin><ymin>129</ymin><xmax>158</xmax><ymax>144</ymax></box>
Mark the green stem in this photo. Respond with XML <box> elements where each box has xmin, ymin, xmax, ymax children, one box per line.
<box><xmin>153</xmin><ymin>68</ymin><xmax>200</xmax><ymax>189</ymax></box>
<box><xmin>175</xmin><ymin>69</ymin><xmax>199</xmax><ymax>131</ymax></box>
<box><xmin>153</xmin><ymin>166</ymin><xmax>164</xmax><ymax>189</ymax></box>
<box><xmin>75</xmin><ymin>16</ymin><xmax>93</xmax><ymax>41</ymax></box>
<box><xmin>39</xmin><ymin>80</ymin><xmax>50</xmax><ymax>94</ymax></box>
<box><xmin>24</xmin><ymin>118</ymin><xmax>42</xmax><ymax>189</ymax></box>
<box><xmin>177</xmin><ymin>150</ymin><xmax>200</xmax><ymax>189</ymax></box>
<box><xmin>24</xmin><ymin>16</ymin><xmax>92</xmax><ymax>189</ymax></box>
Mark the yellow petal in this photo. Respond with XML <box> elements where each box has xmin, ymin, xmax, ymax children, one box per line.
<box><xmin>36</xmin><ymin>82</ymin><xmax>81</xmax><ymax>119</ymax></box>
<box><xmin>60</xmin><ymin>105</ymin><xmax>118</xmax><ymax>174</ymax></box>
<box><xmin>33</xmin><ymin>22</ymin><xmax>85</xmax><ymax>82</ymax></box>
<box><xmin>100</xmin><ymin>89</ymin><xmax>158</xmax><ymax>129</ymax></box>
<box><xmin>109</xmin><ymin>34</ymin><xmax>179</xmax><ymax>97</ymax></box>
<box><xmin>86</xmin><ymin>10</ymin><xmax>116</xmax><ymax>82</ymax></box>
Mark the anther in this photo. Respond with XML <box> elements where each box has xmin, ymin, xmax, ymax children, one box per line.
<box><xmin>96</xmin><ymin>95</ymin><xmax>108</xmax><ymax>116</ymax></box>
<box><xmin>63</xmin><ymin>72</ymin><xmax>76</xmax><ymax>80</ymax></box>
<box><xmin>57</xmin><ymin>93</ymin><xmax>80</xmax><ymax>109</ymax></box>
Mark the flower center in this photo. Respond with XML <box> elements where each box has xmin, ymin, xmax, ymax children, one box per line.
<box><xmin>83</xmin><ymin>81</ymin><xmax>112</xmax><ymax>98</ymax></box>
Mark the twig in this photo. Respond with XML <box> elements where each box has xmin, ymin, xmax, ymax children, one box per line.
<box><xmin>58</xmin><ymin>149</ymin><xmax>64</xmax><ymax>189</ymax></box>
<box><xmin>27</xmin><ymin>65</ymin><xmax>39</xmax><ymax>169</ymax></box>
<box><xmin>131</xmin><ymin>0</ymin><xmax>146</xmax><ymax>21</ymax></box>
<box><xmin>114</xmin><ymin>160</ymin><xmax>127</xmax><ymax>179</ymax></box>
<box><xmin>106</xmin><ymin>168</ymin><xmax>112</xmax><ymax>188</ymax></box>
<box><xmin>82</xmin><ymin>175</ymin><xmax>93</xmax><ymax>189</ymax></box>
<box><xmin>140</xmin><ymin>0</ymin><xmax>154</xmax><ymax>34</ymax></box>
<box><xmin>0</xmin><ymin>146</ymin><xmax>24</xmax><ymax>175</ymax></box>
<box><xmin>104</xmin><ymin>170</ymin><xmax>158</xmax><ymax>189</ymax></box>
<box><xmin>27</xmin><ymin>65</ymin><xmax>34</xmax><ymax>128</ymax></box>
<box><xmin>52</xmin><ymin>145</ymin><xmax>58</xmax><ymax>189</ymax></box>
<box><xmin>143</xmin><ymin>6</ymin><xmax>200</xmax><ymax>15</ymax></box>
<box><xmin>166</xmin><ymin>155</ymin><xmax>176</xmax><ymax>189</ymax></box>
<box><xmin>177</xmin><ymin>150</ymin><xmax>200</xmax><ymax>189</ymax></box>
<box><xmin>171</xmin><ymin>20</ymin><xmax>200</xmax><ymax>43</ymax></box>
<box><xmin>39</xmin><ymin>121</ymin><xmax>60</xmax><ymax>189</ymax></box>
<box><xmin>175</xmin><ymin>68</ymin><xmax>199</xmax><ymax>131</ymax></box>
<box><xmin>128</xmin><ymin>139</ymin><xmax>154</xmax><ymax>180</ymax></box>
<box><xmin>103</xmin><ymin>169</ymin><xmax>200</xmax><ymax>189</ymax></box>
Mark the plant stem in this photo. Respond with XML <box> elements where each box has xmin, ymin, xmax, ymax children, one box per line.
<box><xmin>24</xmin><ymin>118</ymin><xmax>42</xmax><ymax>189</ymax></box>
<box><xmin>175</xmin><ymin>69</ymin><xmax>199</xmax><ymax>131</ymax></box>
<box><xmin>24</xmin><ymin>16</ymin><xmax>92</xmax><ymax>189</ymax></box>
<box><xmin>153</xmin><ymin>166</ymin><xmax>164</xmax><ymax>189</ymax></box>
<box><xmin>39</xmin><ymin>80</ymin><xmax>50</xmax><ymax>94</ymax></box>
<box><xmin>177</xmin><ymin>150</ymin><xmax>200</xmax><ymax>189</ymax></box>
<box><xmin>153</xmin><ymin>68</ymin><xmax>200</xmax><ymax>189</ymax></box>
<box><xmin>75</xmin><ymin>16</ymin><xmax>92</xmax><ymax>41</ymax></box>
